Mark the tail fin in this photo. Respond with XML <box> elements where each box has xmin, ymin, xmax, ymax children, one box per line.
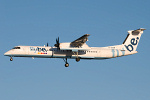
<box><xmin>123</xmin><ymin>28</ymin><xmax>146</xmax><ymax>52</ymax></box>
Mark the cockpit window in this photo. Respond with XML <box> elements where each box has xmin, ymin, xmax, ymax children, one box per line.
<box><xmin>12</xmin><ymin>47</ymin><xmax>21</xmax><ymax>49</ymax></box>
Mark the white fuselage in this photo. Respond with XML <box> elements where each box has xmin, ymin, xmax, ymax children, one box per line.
<box><xmin>4</xmin><ymin>46</ymin><xmax>137</xmax><ymax>59</ymax></box>
<box><xmin>4</xmin><ymin>28</ymin><xmax>145</xmax><ymax>67</ymax></box>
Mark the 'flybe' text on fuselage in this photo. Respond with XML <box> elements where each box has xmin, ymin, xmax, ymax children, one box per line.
<box><xmin>30</xmin><ymin>47</ymin><xmax>49</xmax><ymax>53</ymax></box>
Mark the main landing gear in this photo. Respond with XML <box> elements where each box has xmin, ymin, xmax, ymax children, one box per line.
<box><xmin>63</xmin><ymin>58</ymin><xmax>69</xmax><ymax>67</ymax></box>
<box><xmin>63</xmin><ymin>57</ymin><xmax>80</xmax><ymax>67</ymax></box>
<box><xmin>10</xmin><ymin>57</ymin><xmax>13</xmax><ymax>61</ymax></box>
<box><xmin>73</xmin><ymin>51</ymin><xmax>80</xmax><ymax>62</ymax></box>
<box><xmin>76</xmin><ymin>58</ymin><xmax>80</xmax><ymax>62</ymax></box>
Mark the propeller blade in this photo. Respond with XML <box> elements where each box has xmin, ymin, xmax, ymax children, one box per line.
<box><xmin>58</xmin><ymin>37</ymin><xmax>59</xmax><ymax>44</ymax></box>
<box><xmin>56</xmin><ymin>37</ymin><xmax>59</xmax><ymax>44</ymax></box>
<box><xmin>47</xmin><ymin>43</ymin><xmax>48</xmax><ymax>47</ymax></box>
<box><xmin>56</xmin><ymin>38</ymin><xmax>58</xmax><ymax>44</ymax></box>
<box><xmin>54</xmin><ymin>37</ymin><xmax>60</xmax><ymax>47</ymax></box>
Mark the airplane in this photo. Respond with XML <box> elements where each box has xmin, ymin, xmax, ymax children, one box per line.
<box><xmin>4</xmin><ymin>28</ymin><xmax>145</xmax><ymax>67</ymax></box>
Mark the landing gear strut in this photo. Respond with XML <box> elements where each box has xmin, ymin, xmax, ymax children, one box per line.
<box><xmin>76</xmin><ymin>58</ymin><xmax>80</xmax><ymax>62</ymax></box>
<box><xmin>73</xmin><ymin>51</ymin><xmax>80</xmax><ymax>62</ymax></box>
<box><xmin>63</xmin><ymin>58</ymin><xmax>69</xmax><ymax>67</ymax></box>
<box><xmin>10</xmin><ymin>57</ymin><xmax>13</xmax><ymax>61</ymax></box>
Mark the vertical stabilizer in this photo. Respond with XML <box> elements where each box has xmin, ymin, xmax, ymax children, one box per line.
<box><xmin>123</xmin><ymin>28</ymin><xmax>145</xmax><ymax>52</ymax></box>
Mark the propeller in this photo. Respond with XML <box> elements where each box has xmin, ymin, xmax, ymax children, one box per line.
<box><xmin>54</xmin><ymin>37</ymin><xmax>60</xmax><ymax>48</ymax></box>
<box><xmin>47</xmin><ymin>42</ymin><xmax>49</xmax><ymax>47</ymax></box>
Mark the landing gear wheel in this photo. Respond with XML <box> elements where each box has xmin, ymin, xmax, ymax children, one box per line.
<box><xmin>65</xmin><ymin>63</ymin><xmax>69</xmax><ymax>67</ymax></box>
<box><xmin>76</xmin><ymin>58</ymin><xmax>80</xmax><ymax>62</ymax></box>
<box><xmin>63</xmin><ymin>58</ymin><xmax>69</xmax><ymax>67</ymax></box>
<box><xmin>10</xmin><ymin>57</ymin><xmax>13</xmax><ymax>61</ymax></box>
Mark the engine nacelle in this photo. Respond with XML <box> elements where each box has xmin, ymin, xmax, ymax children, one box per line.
<box><xmin>59</xmin><ymin>42</ymin><xmax>91</xmax><ymax>51</ymax></box>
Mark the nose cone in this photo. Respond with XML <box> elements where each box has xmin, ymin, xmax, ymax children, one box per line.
<box><xmin>4</xmin><ymin>51</ymin><xmax>11</xmax><ymax>56</ymax></box>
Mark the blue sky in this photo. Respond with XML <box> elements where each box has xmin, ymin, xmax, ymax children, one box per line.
<box><xmin>0</xmin><ymin>0</ymin><xmax>150</xmax><ymax>100</ymax></box>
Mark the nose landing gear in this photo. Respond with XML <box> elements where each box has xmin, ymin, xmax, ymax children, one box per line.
<box><xmin>10</xmin><ymin>57</ymin><xmax>13</xmax><ymax>61</ymax></box>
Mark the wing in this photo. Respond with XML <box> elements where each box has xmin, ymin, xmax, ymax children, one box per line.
<box><xmin>70</xmin><ymin>34</ymin><xmax>90</xmax><ymax>47</ymax></box>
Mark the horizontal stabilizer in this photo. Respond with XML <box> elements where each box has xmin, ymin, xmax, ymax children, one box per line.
<box><xmin>128</xmin><ymin>28</ymin><xmax>146</xmax><ymax>35</ymax></box>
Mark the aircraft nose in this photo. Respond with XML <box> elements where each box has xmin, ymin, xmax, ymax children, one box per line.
<box><xmin>4</xmin><ymin>51</ymin><xmax>11</xmax><ymax>56</ymax></box>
